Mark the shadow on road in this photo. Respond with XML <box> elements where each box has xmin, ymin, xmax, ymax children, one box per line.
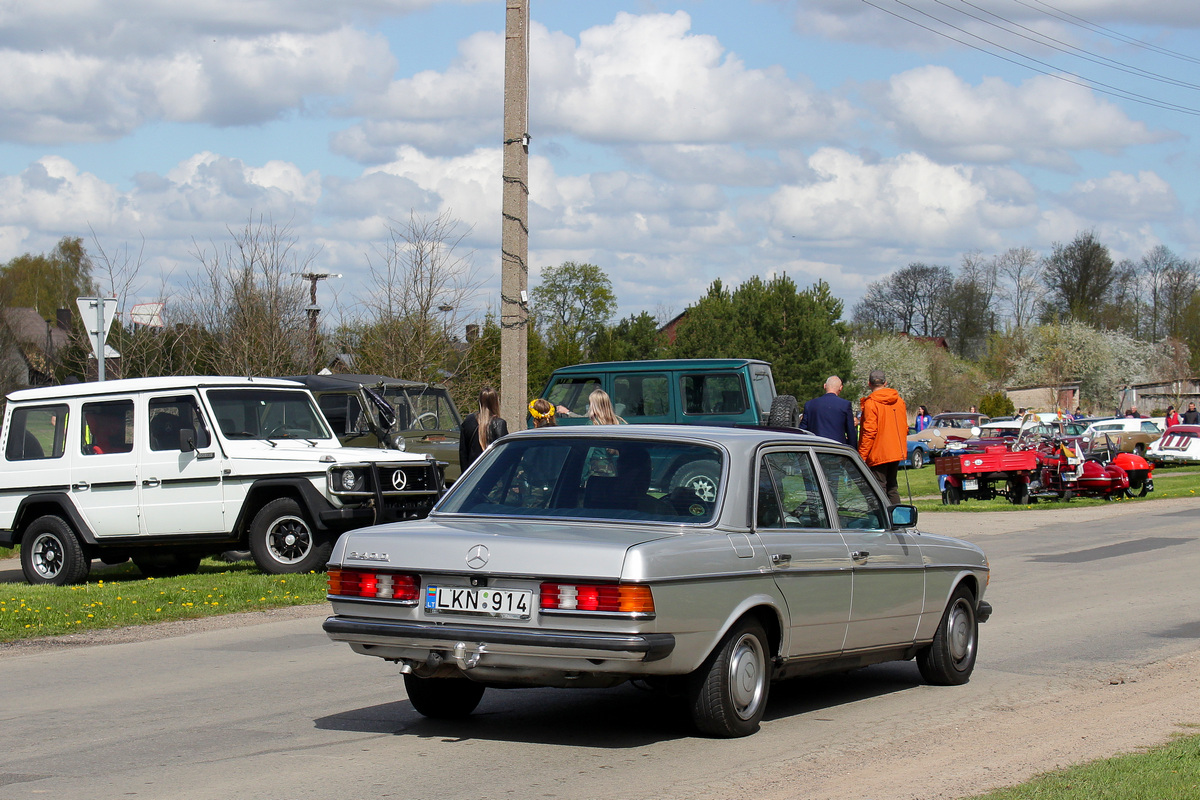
<box><xmin>314</xmin><ymin>661</ymin><xmax>925</xmax><ymax>746</ymax></box>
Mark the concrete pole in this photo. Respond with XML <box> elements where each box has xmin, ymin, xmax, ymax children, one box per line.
<box><xmin>499</xmin><ymin>0</ymin><xmax>530</xmax><ymax>429</ymax></box>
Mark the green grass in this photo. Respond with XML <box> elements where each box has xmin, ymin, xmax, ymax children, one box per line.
<box><xmin>968</xmin><ymin>729</ymin><xmax>1200</xmax><ymax>799</ymax></box>
<box><xmin>0</xmin><ymin>559</ymin><xmax>327</xmax><ymax>642</ymax></box>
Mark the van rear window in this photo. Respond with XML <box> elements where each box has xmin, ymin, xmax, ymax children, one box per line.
<box><xmin>681</xmin><ymin>373</ymin><xmax>746</xmax><ymax>416</ymax></box>
<box><xmin>6</xmin><ymin>404</ymin><xmax>68</xmax><ymax>461</ymax></box>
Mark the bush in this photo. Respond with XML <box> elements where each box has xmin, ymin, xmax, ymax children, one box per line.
<box><xmin>979</xmin><ymin>392</ymin><xmax>1015</xmax><ymax>418</ymax></box>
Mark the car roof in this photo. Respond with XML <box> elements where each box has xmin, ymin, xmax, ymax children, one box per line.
<box><xmin>933</xmin><ymin>412</ymin><xmax>985</xmax><ymax>419</ymax></box>
<box><xmin>548</xmin><ymin>358</ymin><xmax>769</xmax><ymax>375</ymax></box>
<box><xmin>6</xmin><ymin>376</ymin><xmax>304</xmax><ymax>403</ymax></box>
<box><xmin>502</xmin><ymin>423</ymin><xmax>849</xmax><ymax>451</ymax></box>
<box><xmin>285</xmin><ymin>374</ymin><xmax>448</xmax><ymax>391</ymax></box>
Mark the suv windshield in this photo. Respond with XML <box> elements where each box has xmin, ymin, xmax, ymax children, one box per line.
<box><xmin>384</xmin><ymin>386</ymin><xmax>461</xmax><ymax>433</ymax></box>
<box><xmin>206</xmin><ymin>389</ymin><xmax>333</xmax><ymax>441</ymax></box>
<box><xmin>439</xmin><ymin>436</ymin><xmax>723</xmax><ymax>523</ymax></box>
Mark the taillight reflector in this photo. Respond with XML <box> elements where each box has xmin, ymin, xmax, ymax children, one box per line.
<box><xmin>539</xmin><ymin>582</ymin><xmax>654</xmax><ymax>613</ymax></box>
<box><xmin>328</xmin><ymin>569</ymin><xmax>419</xmax><ymax>602</ymax></box>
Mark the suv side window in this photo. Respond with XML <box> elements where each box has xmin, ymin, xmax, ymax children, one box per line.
<box><xmin>82</xmin><ymin>400</ymin><xmax>134</xmax><ymax>455</ymax></box>
<box><xmin>5</xmin><ymin>404</ymin><xmax>68</xmax><ymax>461</ymax></box>
<box><xmin>148</xmin><ymin>396</ymin><xmax>211</xmax><ymax>451</ymax></box>
<box><xmin>1141</xmin><ymin>421</ymin><xmax>1159</xmax><ymax>432</ymax></box>
<box><xmin>547</xmin><ymin>376</ymin><xmax>600</xmax><ymax>417</ymax></box>
<box><xmin>681</xmin><ymin>373</ymin><xmax>747</xmax><ymax>416</ymax></box>
<box><xmin>814</xmin><ymin>452</ymin><xmax>886</xmax><ymax>530</ymax></box>
<box><xmin>757</xmin><ymin>451</ymin><xmax>830</xmax><ymax>529</ymax></box>
<box><xmin>612</xmin><ymin>373</ymin><xmax>670</xmax><ymax>420</ymax></box>
<box><xmin>318</xmin><ymin>393</ymin><xmax>361</xmax><ymax>436</ymax></box>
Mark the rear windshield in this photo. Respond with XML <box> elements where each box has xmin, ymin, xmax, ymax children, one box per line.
<box><xmin>438</xmin><ymin>436</ymin><xmax>723</xmax><ymax>523</ymax></box>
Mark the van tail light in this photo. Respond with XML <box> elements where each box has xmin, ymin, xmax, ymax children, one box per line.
<box><xmin>328</xmin><ymin>569</ymin><xmax>419</xmax><ymax>603</ymax></box>
<box><xmin>539</xmin><ymin>582</ymin><xmax>654</xmax><ymax>614</ymax></box>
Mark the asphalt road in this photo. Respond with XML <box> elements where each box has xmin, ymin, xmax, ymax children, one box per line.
<box><xmin>1</xmin><ymin>499</ymin><xmax>1199</xmax><ymax>800</ymax></box>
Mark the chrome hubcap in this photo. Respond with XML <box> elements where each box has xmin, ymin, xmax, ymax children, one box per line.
<box><xmin>31</xmin><ymin>533</ymin><xmax>64</xmax><ymax>578</ymax></box>
<box><xmin>268</xmin><ymin>516</ymin><xmax>312</xmax><ymax>564</ymax></box>
<box><xmin>946</xmin><ymin>599</ymin><xmax>975</xmax><ymax>666</ymax></box>
<box><xmin>728</xmin><ymin>633</ymin><xmax>766</xmax><ymax>720</ymax></box>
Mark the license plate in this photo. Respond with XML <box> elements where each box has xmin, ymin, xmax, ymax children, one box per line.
<box><xmin>963</xmin><ymin>479</ymin><xmax>978</xmax><ymax>491</ymax></box>
<box><xmin>425</xmin><ymin>585</ymin><xmax>532</xmax><ymax>619</ymax></box>
<box><xmin>1061</xmin><ymin>471</ymin><xmax>1076</xmax><ymax>481</ymax></box>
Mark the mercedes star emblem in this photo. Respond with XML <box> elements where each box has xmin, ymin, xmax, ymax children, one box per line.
<box><xmin>466</xmin><ymin>544</ymin><xmax>489</xmax><ymax>569</ymax></box>
<box><xmin>391</xmin><ymin>469</ymin><xmax>408</xmax><ymax>490</ymax></box>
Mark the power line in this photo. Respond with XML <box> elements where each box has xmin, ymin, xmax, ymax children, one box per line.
<box><xmin>1012</xmin><ymin>0</ymin><xmax>1200</xmax><ymax>66</ymax></box>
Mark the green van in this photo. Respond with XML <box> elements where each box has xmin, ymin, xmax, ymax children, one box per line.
<box><xmin>536</xmin><ymin>359</ymin><xmax>799</xmax><ymax>428</ymax></box>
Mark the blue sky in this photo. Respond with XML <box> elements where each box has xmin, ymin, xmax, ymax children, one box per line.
<box><xmin>1</xmin><ymin>0</ymin><xmax>1197</xmax><ymax>329</ymax></box>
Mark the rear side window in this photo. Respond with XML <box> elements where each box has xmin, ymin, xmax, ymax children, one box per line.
<box><xmin>82</xmin><ymin>400</ymin><xmax>134</xmax><ymax>455</ymax></box>
<box><xmin>546</xmin><ymin>376</ymin><xmax>600</xmax><ymax>417</ymax></box>
<box><xmin>612</xmin><ymin>373</ymin><xmax>670</xmax><ymax>420</ymax></box>
<box><xmin>5</xmin><ymin>404</ymin><xmax>68</xmax><ymax>461</ymax></box>
<box><xmin>681</xmin><ymin>373</ymin><xmax>746</xmax><ymax>416</ymax></box>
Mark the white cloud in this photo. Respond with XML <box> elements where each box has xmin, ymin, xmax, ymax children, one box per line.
<box><xmin>1063</xmin><ymin>170</ymin><xmax>1178</xmax><ymax>220</ymax></box>
<box><xmin>872</xmin><ymin>66</ymin><xmax>1172</xmax><ymax>167</ymax></box>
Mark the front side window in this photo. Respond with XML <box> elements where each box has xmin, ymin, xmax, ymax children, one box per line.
<box><xmin>148</xmin><ymin>395</ymin><xmax>212</xmax><ymax>451</ymax></box>
<box><xmin>206</xmin><ymin>389</ymin><xmax>332</xmax><ymax>441</ymax></box>
<box><xmin>82</xmin><ymin>400</ymin><xmax>134</xmax><ymax>455</ymax></box>
<box><xmin>438</xmin><ymin>437</ymin><xmax>723</xmax><ymax>523</ymax></box>
<box><xmin>815</xmin><ymin>452</ymin><xmax>886</xmax><ymax>531</ymax></box>
<box><xmin>318</xmin><ymin>393</ymin><xmax>361</xmax><ymax>436</ymax></box>
<box><xmin>5</xmin><ymin>404</ymin><xmax>68</xmax><ymax>461</ymax></box>
<box><xmin>681</xmin><ymin>373</ymin><xmax>746</xmax><ymax>416</ymax></box>
<box><xmin>757</xmin><ymin>451</ymin><xmax>830</xmax><ymax>529</ymax></box>
<box><xmin>545</xmin><ymin>377</ymin><xmax>601</xmax><ymax>417</ymax></box>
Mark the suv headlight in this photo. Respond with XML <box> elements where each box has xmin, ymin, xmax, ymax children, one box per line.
<box><xmin>334</xmin><ymin>468</ymin><xmax>364</xmax><ymax>492</ymax></box>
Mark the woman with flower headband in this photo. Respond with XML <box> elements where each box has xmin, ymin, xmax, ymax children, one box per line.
<box><xmin>529</xmin><ymin>398</ymin><xmax>557</xmax><ymax>428</ymax></box>
<box><xmin>459</xmin><ymin>386</ymin><xmax>509</xmax><ymax>470</ymax></box>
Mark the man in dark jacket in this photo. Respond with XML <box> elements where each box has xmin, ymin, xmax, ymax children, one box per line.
<box><xmin>1183</xmin><ymin>402</ymin><xmax>1200</xmax><ymax>425</ymax></box>
<box><xmin>801</xmin><ymin>376</ymin><xmax>857</xmax><ymax>447</ymax></box>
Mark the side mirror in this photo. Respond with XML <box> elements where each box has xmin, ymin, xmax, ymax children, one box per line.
<box><xmin>179</xmin><ymin>428</ymin><xmax>197</xmax><ymax>453</ymax></box>
<box><xmin>890</xmin><ymin>504</ymin><xmax>918</xmax><ymax>528</ymax></box>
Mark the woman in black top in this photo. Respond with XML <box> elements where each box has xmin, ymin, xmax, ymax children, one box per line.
<box><xmin>459</xmin><ymin>387</ymin><xmax>509</xmax><ymax>470</ymax></box>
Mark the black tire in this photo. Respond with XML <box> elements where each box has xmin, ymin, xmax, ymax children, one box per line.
<box><xmin>688</xmin><ymin>617</ymin><xmax>770</xmax><ymax>738</ymax></box>
<box><xmin>248</xmin><ymin>497</ymin><xmax>331</xmax><ymax>574</ymax></box>
<box><xmin>942</xmin><ymin>482</ymin><xmax>962</xmax><ymax>505</ymax></box>
<box><xmin>134</xmin><ymin>552</ymin><xmax>202</xmax><ymax>578</ymax></box>
<box><xmin>669</xmin><ymin>461</ymin><xmax>721</xmax><ymax>504</ymax></box>
<box><xmin>917</xmin><ymin>584</ymin><xmax>978</xmax><ymax>685</ymax></box>
<box><xmin>1134</xmin><ymin>443</ymin><xmax>1146</xmax><ymax>457</ymax></box>
<box><xmin>909</xmin><ymin>448</ymin><xmax>925</xmax><ymax>470</ymax></box>
<box><xmin>404</xmin><ymin>675</ymin><xmax>486</xmax><ymax>719</ymax></box>
<box><xmin>1008</xmin><ymin>479</ymin><xmax>1029</xmax><ymax>505</ymax></box>
<box><xmin>1124</xmin><ymin>482</ymin><xmax>1150</xmax><ymax>498</ymax></box>
<box><xmin>21</xmin><ymin>515</ymin><xmax>90</xmax><ymax>585</ymax></box>
<box><xmin>768</xmin><ymin>395</ymin><xmax>800</xmax><ymax>428</ymax></box>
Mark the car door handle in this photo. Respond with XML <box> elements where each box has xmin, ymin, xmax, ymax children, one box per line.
<box><xmin>851</xmin><ymin>550</ymin><xmax>870</xmax><ymax>561</ymax></box>
<box><xmin>72</xmin><ymin>481</ymin><xmax>89</xmax><ymax>491</ymax></box>
<box><xmin>771</xmin><ymin>553</ymin><xmax>791</xmax><ymax>566</ymax></box>
<box><xmin>142</xmin><ymin>478</ymin><xmax>161</xmax><ymax>488</ymax></box>
<box><xmin>196</xmin><ymin>451</ymin><xmax>215</xmax><ymax>460</ymax></box>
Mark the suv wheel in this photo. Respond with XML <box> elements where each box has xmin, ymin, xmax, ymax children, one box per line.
<box><xmin>21</xmin><ymin>515</ymin><xmax>90</xmax><ymax>585</ymax></box>
<box><xmin>249</xmin><ymin>498</ymin><xmax>331</xmax><ymax>574</ymax></box>
<box><xmin>768</xmin><ymin>395</ymin><xmax>800</xmax><ymax>428</ymax></box>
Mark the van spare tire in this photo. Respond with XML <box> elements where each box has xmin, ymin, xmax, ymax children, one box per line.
<box><xmin>768</xmin><ymin>395</ymin><xmax>800</xmax><ymax>428</ymax></box>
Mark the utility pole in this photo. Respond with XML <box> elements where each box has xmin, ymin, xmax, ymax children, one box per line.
<box><xmin>296</xmin><ymin>272</ymin><xmax>341</xmax><ymax>372</ymax></box>
<box><xmin>500</xmin><ymin>0</ymin><xmax>530</xmax><ymax>427</ymax></box>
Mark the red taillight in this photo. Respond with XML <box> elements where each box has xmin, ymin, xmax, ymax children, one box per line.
<box><xmin>538</xmin><ymin>582</ymin><xmax>654</xmax><ymax>614</ymax></box>
<box><xmin>328</xmin><ymin>569</ymin><xmax>419</xmax><ymax>602</ymax></box>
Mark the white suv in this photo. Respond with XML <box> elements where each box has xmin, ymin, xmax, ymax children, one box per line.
<box><xmin>0</xmin><ymin>377</ymin><xmax>444</xmax><ymax>584</ymax></box>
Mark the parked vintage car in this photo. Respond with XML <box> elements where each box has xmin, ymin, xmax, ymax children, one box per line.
<box><xmin>289</xmin><ymin>374</ymin><xmax>464</xmax><ymax>483</ymax></box>
<box><xmin>323</xmin><ymin>425</ymin><xmax>992</xmax><ymax>737</ymax></box>
<box><xmin>0</xmin><ymin>377</ymin><xmax>444</xmax><ymax>584</ymax></box>
<box><xmin>1082</xmin><ymin>418</ymin><xmax>1163</xmax><ymax>457</ymax></box>
<box><xmin>1147</xmin><ymin>424</ymin><xmax>1200</xmax><ymax>465</ymax></box>
<box><xmin>908</xmin><ymin>412</ymin><xmax>991</xmax><ymax>456</ymax></box>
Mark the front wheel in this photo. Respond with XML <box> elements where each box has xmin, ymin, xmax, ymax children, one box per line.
<box><xmin>404</xmin><ymin>675</ymin><xmax>486</xmax><ymax>719</ymax></box>
<box><xmin>248</xmin><ymin>497</ymin><xmax>331</xmax><ymax>574</ymax></box>
<box><xmin>1007</xmin><ymin>478</ymin><xmax>1029</xmax><ymax>505</ymax></box>
<box><xmin>688</xmin><ymin>618</ymin><xmax>770</xmax><ymax>737</ymax></box>
<box><xmin>909</xmin><ymin>448</ymin><xmax>925</xmax><ymax>469</ymax></box>
<box><xmin>917</xmin><ymin>584</ymin><xmax>978</xmax><ymax>685</ymax></box>
<box><xmin>21</xmin><ymin>515</ymin><xmax>90</xmax><ymax>585</ymax></box>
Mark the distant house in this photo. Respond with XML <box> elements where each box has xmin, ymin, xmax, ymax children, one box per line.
<box><xmin>1</xmin><ymin>307</ymin><xmax>71</xmax><ymax>387</ymax></box>
<box><xmin>658</xmin><ymin>311</ymin><xmax>687</xmax><ymax>345</ymax></box>
<box><xmin>898</xmin><ymin>333</ymin><xmax>949</xmax><ymax>349</ymax></box>
<box><xmin>1119</xmin><ymin>378</ymin><xmax>1200</xmax><ymax>414</ymax></box>
<box><xmin>1005</xmin><ymin>381</ymin><xmax>1082</xmax><ymax>413</ymax></box>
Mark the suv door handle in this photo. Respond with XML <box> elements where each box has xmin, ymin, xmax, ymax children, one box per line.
<box><xmin>72</xmin><ymin>481</ymin><xmax>89</xmax><ymax>491</ymax></box>
<box><xmin>851</xmin><ymin>550</ymin><xmax>870</xmax><ymax>561</ymax></box>
<box><xmin>142</xmin><ymin>478</ymin><xmax>161</xmax><ymax>488</ymax></box>
<box><xmin>771</xmin><ymin>553</ymin><xmax>791</xmax><ymax>566</ymax></box>
<box><xmin>196</xmin><ymin>451</ymin><xmax>215</xmax><ymax>460</ymax></box>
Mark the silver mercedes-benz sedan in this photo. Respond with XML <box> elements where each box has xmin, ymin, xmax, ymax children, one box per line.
<box><xmin>324</xmin><ymin>425</ymin><xmax>991</xmax><ymax>737</ymax></box>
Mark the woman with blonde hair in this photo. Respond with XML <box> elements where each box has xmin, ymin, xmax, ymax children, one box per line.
<box><xmin>459</xmin><ymin>387</ymin><xmax>509</xmax><ymax>470</ymax></box>
<box><xmin>587</xmin><ymin>388</ymin><xmax>625</xmax><ymax>425</ymax></box>
<box><xmin>529</xmin><ymin>398</ymin><xmax>557</xmax><ymax>428</ymax></box>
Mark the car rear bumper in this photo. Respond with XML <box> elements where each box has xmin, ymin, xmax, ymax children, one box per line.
<box><xmin>323</xmin><ymin>615</ymin><xmax>676</xmax><ymax>663</ymax></box>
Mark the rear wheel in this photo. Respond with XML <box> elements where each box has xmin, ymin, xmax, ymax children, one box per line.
<box><xmin>21</xmin><ymin>515</ymin><xmax>90</xmax><ymax>585</ymax></box>
<box><xmin>908</xmin><ymin>448</ymin><xmax>925</xmax><ymax>470</ymax></box>
<box><xmin>688</xmin><ymin>618</ymin><xmax>770</xmax><ymax>738</ymax></box>
<box><xmin>404</xmin><ymin>675</ymin><xmax>486</xmax><ymax>719</ymax></box>
<box><xmin>942</xmin><ymin>482</ymin><xmax>962</xmax><ymax>505</ymax></box>
<box><xmin>249</xmin><ymin>497</ymin><xmax>331</xmax><ymax>574</ymax></box>
<box><xmin>768</xmin><ymin>395</ymin><xmax>800</xmax><ymax>428</ymax></box>
<box><xmin>1007</xmin><ymin>478</ymin><xmax>1029</xmax><ymax>505</ymax></box>
<box><xmin>917</xmin><ymin>584</ymin><xmax>978</xmax><ymax>685</ymax></box>
<box><xmin>669</xmin><ymin>461</ymin><xmax>721</xmax><ymax>503</ymax></box>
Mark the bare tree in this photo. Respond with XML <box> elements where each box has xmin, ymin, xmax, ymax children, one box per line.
<box><xmin>1139</xmin><ymin>244</ymin><xmax>1179</xmax><ymax>341</ymax></box>
<box><xmin>994</xmin><ymin>246</ymin><xmax>1043</xmax><ymax>330</ymax></box>
<box><xmin>349</xmin><ymin>210</ymin><xmax>482</xmax><ymax>384</ymax></box>
<box><xmin>177</xmin><ymin>216</ymin><xmax>315</xmax><ymax>377</ymax></box>
<box><xmin>1161</xmin><ymin>258</ymin><xmax>1200</xmax><ymax>341</ymax></box>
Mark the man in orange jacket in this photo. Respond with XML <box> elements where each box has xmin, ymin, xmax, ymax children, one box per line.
<box><xmin>859</xmin><ymin>369</ymin><xmax>908</xmax><ymax>506</ymax></box>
